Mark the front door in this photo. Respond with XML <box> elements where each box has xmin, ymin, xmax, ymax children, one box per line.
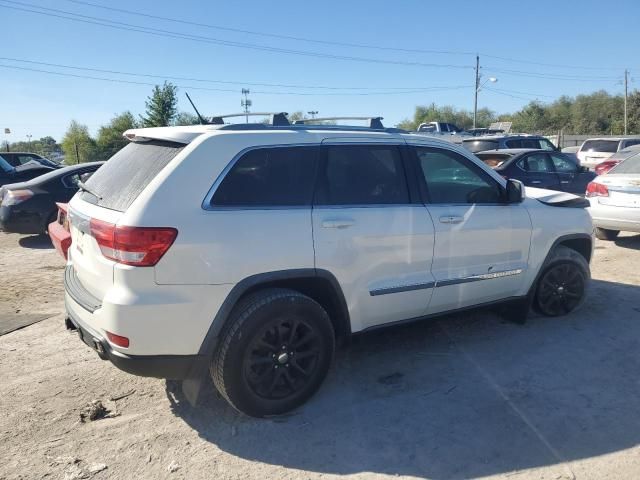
<box><xmin>411</xmin><ymin>146</ymin><xmax>532</xmax><ymax>314</ymax></box>
<box><xmin>516</xmin><ymin>152</ymin><xmax>561</xmax><ymax>190</ymax></box>
<box><xmin>312</xmin><ymin>143</ymin><xmax>436</xmax><ymax>332</ymax></box>
<box><xmin>549</xmin><ymin>152</ymin><xmax>592</xmax><ymax>194</ymax></box>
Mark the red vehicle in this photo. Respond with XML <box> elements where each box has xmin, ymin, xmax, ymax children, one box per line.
<box><xmin>595</xmin><ymin>159</ymin><xmax>620</xmax><ymax>175</ymax></box>
<box><xmin>48</xmin><ymin>203</ymin><xmax>71</xmax><ymax>260</ymax></box>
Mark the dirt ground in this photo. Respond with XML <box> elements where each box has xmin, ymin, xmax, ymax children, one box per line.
<box><xmin>1</xmin><ymin>231</ymin><xmax>640</xmax><ymax>480</ymax></box>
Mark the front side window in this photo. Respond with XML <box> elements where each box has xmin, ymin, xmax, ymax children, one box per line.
<box><xmin>623</xmin><ymin>139</ymin><xmax>640</xmax><ymax>148</ymax></box>
<box><xmin>517</xmin><ymin>153</ymin><xmax>553</xmax><ymax>173</ymax></box>
<box><xmin>316</xmin><ymin>145</ymin><xmax>408</xmax><ymax>205</ymax></box>
<box><xmin>416</xmin><ymin>147</ymin><xmax>503</xmax><ymax>204</ymax></box>
<box><xmin>212</xmin><ymin>146</ymin><xmax>318</xmax><ymax>207</ymax></box>
<box><xmin>550</xmin><ymin>154</ymin><xmax>578</xmax><ymax>173</ymax></box>
<box><xmin>538</xmin><ymin>139</ymin><xmax>556</xmax><ymax>151</ymax></box>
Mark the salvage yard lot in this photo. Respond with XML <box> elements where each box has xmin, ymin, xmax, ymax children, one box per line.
<box><xmin>1</xmin><ymin>231</ymin><xmax>640</xmax><ymax>480</ymax></box>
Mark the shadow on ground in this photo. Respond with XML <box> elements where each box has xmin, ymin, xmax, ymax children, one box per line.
<box><xmin>18</xmin><ymin>234</ymin><xmax>53</xmax><ymax>249</ymax></box>
<box><xmin>168</xmin><ymin>279</ymin><xmax>640</xmax><ymax>479</ymax></box>
<box><xmin>614</xmin><ymin>233</ymin><xmax>640</xmax><ymax>251</ymax></box>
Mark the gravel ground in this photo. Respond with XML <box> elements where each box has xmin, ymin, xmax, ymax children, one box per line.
<box><xmin>1</xmin><ymin>231</ymin><xmax>640</xmax><ymax>480</ymax></box>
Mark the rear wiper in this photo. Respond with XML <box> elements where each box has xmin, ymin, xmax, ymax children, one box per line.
<box><xmin>77</xmin><ymin>181</ymin><xmax>102</xmax><ymax>200</ymax></box>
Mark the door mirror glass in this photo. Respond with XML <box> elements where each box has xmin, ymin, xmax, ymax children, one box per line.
<box><xmin>506</xmin><ymin>179</ymin><xmax>525</xmax><ymax>203</ymax></box>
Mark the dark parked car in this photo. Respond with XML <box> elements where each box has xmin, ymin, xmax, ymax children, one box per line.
<box><xmin>0</xmin><ymin>162</ymin><xmax>103</xmax><ymax>234</ymax></box>
<box><xmin>475</xmin><ymin>149</ymin><xmax>595</xmax><ymax>195</ymax></box>
<box><xmin>1</xmin><ymin>152</ymin><xmax>61</xmax><ymax>169</ymax></box>
<box><xmin>462</xmin><ymin>135</ymin><xmax>558</xmax><ymax>153</ymax></box>
<box><xmin>0</xmin><ymin>154</ymin><xmax>55</xmax><ymax>188</ymax></box>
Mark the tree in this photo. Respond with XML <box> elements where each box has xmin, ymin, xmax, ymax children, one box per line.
<box><xmin>61</xmin><ymin>121</ymin><xmax>96</xmax><ymax>164</ymax></box>
<box><xmin>172</xmin><ymin>111</ymin><xmax>200</xmax><ymax>126</ymax></box>
<box><xmin>96</xmin><ymin>111</ymin><xmax>137</xmax><ymax>159</ymax></box>
<box><xmin>140</xmin><ymin>82</ymin><xmax>178</xmax><ymax>127</ymax></box>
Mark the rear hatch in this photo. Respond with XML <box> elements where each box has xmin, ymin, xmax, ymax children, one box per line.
<box><xmin>578</xmin><ymin>140</ymin><xmax>620</xmax><ymax>165</ymax></box>
<box><xmin>68</xmin><ymin>140</ymin><xmax>186</xmax><ymax>300</ymax></box>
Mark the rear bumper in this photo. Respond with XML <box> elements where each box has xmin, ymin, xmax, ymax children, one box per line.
<box><xmin>48</xmin><ymin>220</ymin><xmax>71</xmax><ymax>260</ymax></box>
<box><xmin>589</xmin><ymin>202</ymin><xmax>640</xmax><ymax>232</ymax></box>
<box><xmin>0</xmin><ymin>206</ymin><xmax>43</xmax><ymax>234</ymax></box>
<box><xmin>65</xmin><ymin>298</ymin><xmax>201</xmax><ymax>379</ymax></box>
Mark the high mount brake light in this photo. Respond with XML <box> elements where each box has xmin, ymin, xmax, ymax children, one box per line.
<box><xmin>586</xmin><ymin>182</ymin><xmax>609</xmax><ymax>197</ymax></box>
<box><xmin>89</xmin><ymin>219</ymin><xmax>177</xmax><ymax>266</ymax></box>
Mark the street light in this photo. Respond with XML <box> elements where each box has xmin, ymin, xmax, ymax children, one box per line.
<box><xmin>473</xmin><ymin>76</ymin><xmax>498</xmax><ymax>129</ymax></box>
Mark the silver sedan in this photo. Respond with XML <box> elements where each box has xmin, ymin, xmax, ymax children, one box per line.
<box><xmin>587</xmin><ymin>152</ymin><xmax>640</xmax><ymax>240</ymax></box>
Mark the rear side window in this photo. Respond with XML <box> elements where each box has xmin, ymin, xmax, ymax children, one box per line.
<box><xmin>581</xmin><ymin>140</ymin><xmax>619</xmax><ymax>153</ymax></box>
<box><xmin>505</xmin><ymin>139</ymin><xmax>523</xmax><ymax>148</ymax></box>
<box><xmin>462</xmin><ymin>140</ymin><xmax>499</xmax><ymax>153</ymax></box>
<box><xmin>517</xmin><ymin>153</ymin><xmax>553</xmax><ymax>172</ymax></box>
<box><xmin>316</xmin><ymin>145</ymin><xmax>408</xmax><ymax>205</ymax></box>
<box><xmin>80</xmin><ymin>140</ymin><xmax>184</xmax><ymax>212</ymax></box>
<box><xmin>211</xmin><ymin>146</ymin><xmax>318</xmax><ymax>207</ymax></box>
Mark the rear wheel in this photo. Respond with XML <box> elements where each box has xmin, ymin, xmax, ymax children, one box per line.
<box><xmin>534</xmin><ymin>246</ymin><xmax>589</xmax><ymax>317</ymax></box>
<box><xmin>594</xmin><ymin>227</ymin><xmax>619</xmax><ymax>241</ymax></box>
<box><xmin>211</xmin><ymin>288</ymin><xmax>335</xmax><ymax>417</ymax></box>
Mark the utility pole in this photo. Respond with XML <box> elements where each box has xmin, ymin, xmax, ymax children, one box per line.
<box><xmin>624</xmin><ymin>69</ymin><xmax>629</xmax><ymax>135</ymax></box>
<box><xmin>27</xmin><ymin>134</ymin><xmax>32</xmax><ymax>151</ymax></box>
<box><xmin>473</xmin><ymin>55</ymin><xmax>480</xmax><ymax>129</ymax></box>
<box><xmin>241</xmin><ymin>89</ymin><xmax>252</xmax><ymax>124</ymax></box>
<box><xmin>308</xmin><ymin>110</ymin><xmax>318</xmax><ymax>119</ymax></box>
<box><xmin>74</xmin><ymin>142</ymin><xmax>80</xmax><ymax>164</ymax></box>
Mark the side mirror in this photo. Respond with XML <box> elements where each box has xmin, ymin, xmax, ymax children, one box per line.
<box><xmin>580</xmin><ymin>166</ymin><xmax>589</xmax><ymax>173</ymax></box>
<box><xmin>506</xmin><ymin>178</ymin><xmax>525</xmax><ymax>204</ymax></box>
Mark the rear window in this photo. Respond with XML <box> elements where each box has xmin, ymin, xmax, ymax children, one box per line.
<box><xmin>80</xmin><ymin>140</ymin><xmax>184</xmax><ymax>212</ymax></box>
<box><xmin>462</xmin><ymin>140</ymin><xmax>499</xmax><ymax>153</ymax></box>
<box><xmin>609</xmin><ymin>153</ymin><xmax>640</xmax><ymax>174</ymax></box>
<box><xmin>581</xmin><ymin>140</ymin><xmax>619</xmax><ymax>153</ymax></box>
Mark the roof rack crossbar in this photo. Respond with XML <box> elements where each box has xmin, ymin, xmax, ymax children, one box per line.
<box><xmin>209</xmin><ymin>112</ymin><xmax>290</xmax><ymax>126</ymax></box>
<box><xmin>294</xmin><ymin>116</ymin><xmax>384</xmax><ymax>129</ymax></box>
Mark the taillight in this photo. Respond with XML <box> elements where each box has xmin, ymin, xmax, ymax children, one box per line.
<box><xmin>106</xmin><ymin>331</ymin><xmax>130</xmax><ymax>348</ymax></box>
<box><xmin>89</xmin><ymin>218</ymin><xmax>177</xmax><ymax>266</ymax></box>
<box><xmin>586</xmin><ymin>182</ymin><xmax>609</xmax><ymax>197</ymax></box>
<box><xmin>1</xmin><ymin>188</ymin><xmax>34</xmax><ymax>206</ymax></box>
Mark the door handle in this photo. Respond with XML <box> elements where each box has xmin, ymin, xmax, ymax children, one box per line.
<box><xmin>560</xmin><ymin>181</ymin><xmax>570</xmax><ymax>184</ymax></box>
<box><xmin>530</xmin><ymin>180</ymin><xmax>542</xmax><ymax>184</ymax></box>
<box><xmin>321</xmin><ymin>219</ymin><xmax>355</xmax><ymax>229</ymax></box>
<box><xmin>439</xmin><ymin>215</ymin><xmax>463</xmax><ymax>224</ymax></box>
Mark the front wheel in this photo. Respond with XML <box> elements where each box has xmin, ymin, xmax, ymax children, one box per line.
<box><xmin>534</xmin><ymin>246</ymin><xmax>590</xmax><ymax>317</ymax></box>
<box><xmin>211</xmin><ymin>288</ymin><xmax>335</xmax><ymax>417</ymax></box>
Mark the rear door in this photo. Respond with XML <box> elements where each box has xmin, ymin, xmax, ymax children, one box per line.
<box><xmin>411</xmin><ymin>146</ymin><xmax>532</xmax><ymax>313</ymax></box>
<box><xmin>312</xmin><ymin>142</ymin><xmax>436</xmax><ymax>332</ymax></box>
<box><xmin>549</xmin><ymin>152</ymin><xmax>593</xmax><ymax>194</ymax></box>
<box><xmin>515</xmin><ymin>152</ymin><xmax>561</xmax><ymax>190</ymax></box>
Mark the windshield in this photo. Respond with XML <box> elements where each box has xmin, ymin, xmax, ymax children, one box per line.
<box><xmin>581</xmin><ymin>140</ymin><xmax>619</xmax><ymax>153</ymax></box>
<box><xmin>609</xmin><ymin>153</ymin><xmax>640</xmax><ymax>174</ymax></box>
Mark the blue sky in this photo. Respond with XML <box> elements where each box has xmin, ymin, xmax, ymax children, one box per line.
<box><xmin>0</xmin><ymin>0</ymin><xmax>638</xmax><ymax>142</ymax></box>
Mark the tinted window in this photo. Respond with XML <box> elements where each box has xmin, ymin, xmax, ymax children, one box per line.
<box><xmin>63</xmin><ymin>171</ymin><xmax>95</xmax><ymax>188</ymax></box>
<box><xmin>416</xmin><ymin>147</ymin><xmax>502</xmax><ymax>204</ymax></box>
<box><xmin>505</xmin><ymin>139</ymin><xmax>523</xmax><ymax>149</ymax></box>
<box><xmin>316</xmin><ymin>145</ymin><xmax>408</xmax><ymax>205</ymax></box>
<box><xmin>0</xmin><ymin>155</ymin><xmax>13</xmax><ymax>172</ymax></box>
<box><xmin>81</xmin><ymin>140</ymin><xmax>184</xmax><ymax>212</ymax></box>
<box><xmin>609</xmin><ymin>153</ymin><xmax>640</xmax><ymax>174</ymax></box>
<box><xmin>212</xmin><ymin>147</ymin><xmax>317</xmax><ymax>207</ymax></box>
<box><xmin>517</xmin><ymin>153</ymin><xmax>553</xmax><ymax>172</ymax></box>
<box><xmin>462</xmin><ymin>140</ymin><xmax>499</xmax><ymax>153</ymax></box>
<box><xmin>439</xmin><ymin>124</ymin><xmax>449</xmax><ymax>133</ymax></box>
<box><xmin>623</xmin><ymin>139</ymin><xmax>640</xmax><ymax>148</ymax></box>
<box><xmin>581</xmin><ymin>140</ymin><xmax>619</xmax><ymax>153</ymax></box>
<box><xmin>550</xmin><ymin>154</ymin><xmax>578</xmax><ymax>173</ymax></box>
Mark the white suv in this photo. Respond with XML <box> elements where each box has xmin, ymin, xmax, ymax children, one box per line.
<box><xmin>64</xmin><ymin>115</ymin><xmax>593</xmax><ymax>417</ymax></box>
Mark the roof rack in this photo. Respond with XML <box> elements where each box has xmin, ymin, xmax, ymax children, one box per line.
<box><xmin>294</xmin><ymin>116</ymin><xmax>385</xmax><ymax>129</ymax></box>
<box><xmin>209</xmin><ymin>112</ymin><xmax>290</xmax><ymax>126</ymax></box>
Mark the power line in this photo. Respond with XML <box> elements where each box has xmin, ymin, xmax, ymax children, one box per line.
<box><xmin>0</xmin><ymin>63</ymin><xmax>473</xmax><ymax>96</ymax></box>
<box><xmin>483</xmin><ymin>87</ymin><xmax>544</xmax><ymax>102</ymax></box>
<box><xmin>0</xmin><ymin>56</ymin><xmax>465</xmax><ymax>91</ymax></box>
<box><xmin>0</xmin><ymin>1</ymin><xmax>472</xmax><ymax>70</ymax></box>
<box><xmin>487</xmin><ymin>66</ymin><xmax>618</xmax><ymax>82</ymax></box>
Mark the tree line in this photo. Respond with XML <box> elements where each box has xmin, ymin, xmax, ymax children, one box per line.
<box><xmin>398</xmin><ymin>89</ymin><xmax>640</xmax><ymax>135</ymax></box>
<box><xmin>5</xmin><ymin>84</ymin><xmax>640</xmax><ymax>164</ymax></box>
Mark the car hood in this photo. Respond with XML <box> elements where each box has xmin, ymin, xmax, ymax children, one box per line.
<box><xmin>525</xmin><ymin>186</ymin><xmax>589</xmax><ymax>208</ymax></box>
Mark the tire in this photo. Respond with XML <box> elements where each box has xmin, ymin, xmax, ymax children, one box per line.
<box><xmin>211</xmin><ymin>288</ymin><xmax>335</xmax><ymax>417</ymax></box>
<box><xmin>534</xmin><ymin>245</ymin><xmax>590</xmax><ymax>317</ymax></box>
<box><xmin>594</xmin><ymin>227</ymin><xmax>619</xmax><ymax>241</ymax></box>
